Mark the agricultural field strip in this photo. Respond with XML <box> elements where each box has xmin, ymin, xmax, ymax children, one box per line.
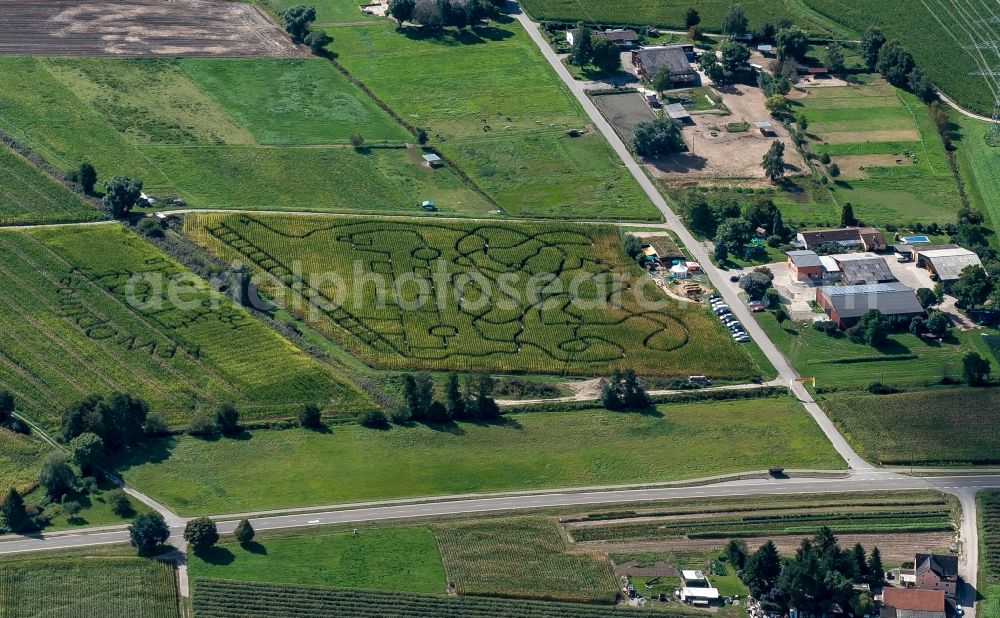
<box><xmin>184</xmin><ymin>213</ymin><xmax>754</xmax><ymax>377</ymax></box>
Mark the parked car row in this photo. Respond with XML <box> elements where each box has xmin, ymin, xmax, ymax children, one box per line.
<box><xmin>709</xmin><ymin>294</ymin><xmax>750</xmax><ymax>343</ymax></box>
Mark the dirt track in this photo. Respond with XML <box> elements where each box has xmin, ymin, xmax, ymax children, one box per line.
<box><xmin>0</xmin><ymin>0</ymin><xmax>307</xmax><ymax>57</ymax></box>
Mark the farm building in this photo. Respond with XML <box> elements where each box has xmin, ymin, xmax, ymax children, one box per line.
<box><xmin>757</xmin><ymin>44</ymin><xmax>774</xmax><ymax>56</ymax></box>
<box><xmin>833</xmin><ymin>254</ymin><xmax>896</xmax><ymax>285</ymax></box>
<box><xmin>816</xmin><ymin>283</ymin><xmax>924</xmax><ymax>328</ymax></box>
<box><xmin>819</xmin><ymin>255</ymin><xmax>842</xmax><ymax>281</ymax></box>
<box><xmin>664</xmin><ymin>103</ymin><xmax>692</xmax><ymax>122</ymax></box>
<box><xmin>796</xmin><ymin>227</ymin><xmax>887</xmax><ymax>252</ymax></box>
<box><xmin>422</xmin><ymin>153</ymin><xmax>443</xmax><ymax>168</ymax></box>
<box><xmin>631</xmin><ymin>46</ymin><xmax>698</xmax><ymax>84</ymax></box>
<box><xmin>913</xmin><ymin>246</ymin><xmax>984</xmax><ymax>282</ymax></box>
<box><xmin>880</xmin><ymin>588</ymin><xmax>946</xmax><ymax>618</ymax></box>
<box><xmin>567</xmin><ymin>28</ymin><xmax>639</xmax><ymax>48</ymax></box>
<box><xmin>786</xmin><ymin>250</ymin><xmax>823</xmax><ymax>281</ymax></box>
<box><xmin>678</xmin><ymin>570</ymin><xmax>720</xmax><ymax>606</ymax></box>
<box><xmin>754</xmin><ymin>120</ymin><xmax>773</xmax><ymax>136</ymax></box>
<box><xmin>914</xmin><ymin>554</ymin><xmax>959</xmax><ymax>597</ymax></box>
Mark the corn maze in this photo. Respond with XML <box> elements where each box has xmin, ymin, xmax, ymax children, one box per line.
<box><xmin>193</xmin><ymin>580</ymin><xmax>651</xmax><ymax>617</ymax></box>
<box><xmin>0</xmin><ymin>225</ymin><xmax>369</xmax><ymax>429</ymax></box>
<box><xmin>185</xmin><ymin>214</ymin><xmax>755</xmax><ymax>378</ymax></box>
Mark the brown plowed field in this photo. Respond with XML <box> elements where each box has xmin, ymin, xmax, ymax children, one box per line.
<box><xmin>0</xmin><ymin>0</ymin><xmax>307</xmax><ymax>57</ymax></box>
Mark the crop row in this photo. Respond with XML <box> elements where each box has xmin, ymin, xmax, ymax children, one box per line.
<box><xmin>982</xmin><ymin>497</ymin><xmax>1000</xmax><ymax>576</ymax></box>
<box><xmin>194</xmin><ymin>579</ymin><xmax>649</xmax><ymax>618</ymax></box>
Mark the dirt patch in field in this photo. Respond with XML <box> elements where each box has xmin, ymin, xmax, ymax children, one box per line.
<box><xmin>613</xmin><ymin>560</ymin><xmax>678</xmax><ymax>577</ymax></box>
<box><xmin>820</xmin><ymin>129</ymin><xmax>920</xmax><ymax>144</ymax></box>
<box><xmin>647</xmin><ymin>83</ymin><xmax>805</xmax><ymax>183</ymax></box>
<box><xmin>573</xmin><ymin>532</ymin><xmax>955</xmax><ymax>564</ymax></box>
<box><xmin>832</xmin><ymin>154</ymin><xmax>915</xmax><ymax>179</ymax></box>
<box><xmin>590</xmin><ymin>91</ymin><xmax>656</xmax><ymax>142</ymax></box>
<box><xmin>0</xmin><ymin>0</ymin><xmax>307</xmax><ymax>57</ymax></box>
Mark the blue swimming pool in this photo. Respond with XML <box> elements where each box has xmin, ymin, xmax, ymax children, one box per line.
<box><xmin>900</xmin><ymin>235</ymin><xmax>930</xmax><ymax>244</ymax></box>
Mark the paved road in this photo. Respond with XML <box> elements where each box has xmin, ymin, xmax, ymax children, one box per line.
<box><xmin>1</xmin><ymin>472</ymin><xmax>994</xmax><ymax>556</ymax></box>
<box><xmin>509</xmin><ymin>5</ymin><xmax>868</xmax><ymax>470</ymax></box>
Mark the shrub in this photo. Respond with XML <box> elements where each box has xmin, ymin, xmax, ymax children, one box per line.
<box><xmin>819</xmin><ymin>152</ymin><xmax>831</xmax><ymax>164</ymax></box>
<box><xmin>216</xmin><ymin>403</ymin><xmax>241</xmax><ymax>435</ymax></box>
<box><xmin>143</xmin><ymin>414</ymin><xmax>170</xmax><ymax>437</ymax></box>
<box><xmin>38</xmin><ymin>452</ymin><xmax>76</xmax><ymax>500</ymax></box>
<box><xmin>136</xmin><ymin>218</ymin><xmax>164</xmax><ymax>238</ymax></box>
<box><xmin>828</xmin><ymin>163</ymin><xmax>841</xmax><ymax>177</ymax></box>
<box><xmin>188</xmin><ymin>414</ymin><xmax>220</xmax><ymax>438</ymax></box>
<box><xmin>107</xmin><ymin>488</ymin><xmax>134</xmax><ymax>518</ymax></box>
<box><xmin>389</xmin><ymin>406</ymin><xmax>412</xmax><ymax>425</ymax></box>
<box><xmin>359</xmin><ymin>410</ymin><xmax>390</xmax><ymax>429</ymax></box>
<box><xmin>234</xmin><ymin>518</ymin><xmax>255</xmax><ymax>545</ymax></box>
<box><xmin>299</xmin><ymin>403</ymin><xmax>323</xmax><ymax>429</ymax></box>
<box><xmin>867</xmin><ymin>382</ymin><xmax>903</xmax><ymax>394</ymax></box>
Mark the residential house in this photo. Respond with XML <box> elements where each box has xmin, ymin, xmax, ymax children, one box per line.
<box><xmin>913</xmin><ymin>246</ymin><xmax>984</xmax><ymax>283</ymax></box>
<box><xmin>797</xmin><ymin>227</ymin><xmax>887</xmax><ymax>252</ymax></box>
<box><xmin>914</xmin><ymin>554</ymin><xmax>959</xmax><ymax>598</ymax></box>
<box><xmin>816</xmin><ymin>283</ymin><xmax>924</xmax><ymax>328</ymax></box>
<box><xmin>880</xmin><ymin>588</ymin><xmax>947</xmax><ymax>618</ymax></box>
<box><xmin>631</xmin><ymin>46</ymin><xmax>698</xmax><ymax>84</ymax></box>
<box><xmin>567</xmin><ymin>28</ymin><xmax>639</xmax><ymax>48</ymax></box>
<box><xmin>786</xmin><ymin>250</ymin><xmax>823</xmax><ymax>282</ymax></box>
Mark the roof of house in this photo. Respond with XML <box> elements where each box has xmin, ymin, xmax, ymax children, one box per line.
<box><xmin>680</xmin><ymin>587</ymin><xmax>720</xmax><ymax>599</ymax></box>
<box><xmin>916</xmin><ymin>554</ymin><xmax>959</xmax><ymax>579</ymax></box>
<box><xmin>819</xmin><ymin>255</ymin><xmax>841</xmax><ymax>273</ymax></box>
<box><xmin>572</xmin><ymin>28</ymin><xmax>639</xmax><ymax>42</ymax></box>
<box><xmin>916</xmin><ymin>247</ymin><xmax>984</xmax><ymax>281</ymax></box>
<box><xmin>633</xmin><ymin>46</ymin><xmax>694</xmax><ymax>77</ymax></box>
<box><xmin>837</xmin><ymin>257</ymin><xmax>896</xmax><ymax>283</ymax></box>
<box><xmin>681</xmin><ymin>569</ymin><xmax>707</xmax><ymax>581</ymax></box>
<box><xmin>787</xmin><ymin>250</ymin><xmax>822</xmax><ymax>268</ymax></box>
<box><xmin>882</xmin><ymin>588</ymin><xmax>946</xmax><ymax>613</ymax></box>
<box><xmin>665</xmin><ymin>103</ymin><xmax>691</xmax><ymax>119</ymax></box>
<box><xmin>819</xmin><ymin>282</ymin><xmax>924</xmax><ymax>319</ymax></box>
<box><xmin>858</xmin><ymin>226</ymin><xmax>887</xmax><ymax>247</ymax></box>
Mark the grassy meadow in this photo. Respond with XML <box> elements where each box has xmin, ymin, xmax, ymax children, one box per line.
<box><xmin>184</xmin><ymin>213</ymin><xmax>757</xmax><ymax>377</ymax></box>
<box><xmin>823</xmin><ymin>388</ymin><xmax>1000</xmax><ymax>465</ymax></box>
<box><xmin>434</xmin><ymin>517</ymin><xmax>617</xmax><ymax>603</ymax></box>
<box><xmin>753</xmin><ymin>310</ymin><xmax>993</xmax><ymax>390</ymax></box>
<box><xmin>0</xmin><ymin>557</ymin><xmax>179</xmax><ymax>617</ymax></box>
<box><xmin>188</xmin><ymin>527</ymin><xmax>446</xmax><ymax>594</ymax></box>
<box><xmin>0</xmin><ymin>144</ymin><xmax>102</xmax><ymax>226</ymax></box>
<box><xmin>953</xmin><ymin>114</ymin><xmax>1000</xmax><ymax>245</ymax></box>
<box><xmin>331</xmin><ymin>21</ymin><xmax>659</xmax><ymax>220</ymax></box>
<box><xmin>0</xmin><ymin>225</ymin><xmax>369</xmax><ymax>429</ymax></box>
<box><xmin>115</xmin><ymin>398</ymin><xmax>843</xmax><ymax>515</ymax></box>
<box><xmin>797</xmin><ymin>78</ymin><xmax>963</xmax><ymax>225</ymax></box>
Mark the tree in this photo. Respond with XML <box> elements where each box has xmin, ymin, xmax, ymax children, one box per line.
<box><xmin>916</xmin><ymin>287</ymin><xmax>939</xmax><ymax>309</ymax></box>
<box><xmin>762</xmin><ymin>140</ymin><xmax>786</xmax><ymax>182</ymax></box>
<box><xmin>38</xmin><ymin>452</ymin><xmax>76</xmax><ymax>500</ymax></box>
<box><xmin>2</xmin><ymin>488</ymin><xmax>30</xmax><ymax>533</ymax></box>
<box><xmin>216</xmin><ymin>403</ymin><xmax>240</xmax><ymax>435</ymax></box>
<box><xmin>623</xmin><ymin>233</ymin><xmax>643</xmax><ymax>260</ymax></box>
<box><xmin>304</xmin><ymin>30</ymin><xmax>332</xmax><ymax>54</ymax></box>
<box><xmin>744</xmin><ymin>540</ymin><xmax>782</xmax><ymax>597</ymax></box>
<box><xmin>569</xmin><ymin>27</ymin><xmax>594</xmax><ymax>67</ymax></box>
<box><xmin>234</xmin><ymin>518</ymin><xmax>255</xmax><ymax>545</ymax></box>
<box><xmin>796</xmin><ymin>113</ymin><xmax>809</xmax><ymax>132</ymax></box>
<box><xmin>721</xmin><ymin>4</ymin><xmax>749</xmax><ymax>36</ymax></box>
<box><xmin>350</xmin><ymin>133</ymin><xmax>365</xmax><ymax>149</ymax></box>
<box><xmin>720</xmin><ymin>41</ymin><xmax>752</xmax><ymax>76</ymax></box>
<box><xmin>827</xmin><ymin>163</ymin><xmax>840</xmax><ymax>178</ymax></box>
<box><xmin>775</xmin><ymin>27</ymin><xmax>809</xmax><ymax>62</ymax></box>
<box><xmin>867</xmin><ymin>546</ymin><xmax>884</xmax><ymax>587</ymax></box>
<box><xmin>860</xmin><ymin>27</ymin><xmax>886</xmax><ymax>71</ymax></box>
<box><xmin>840</xmin><ymin>202</ymin><xmax>857</xmax><ymax>227</ymax></box>
<box><xmin>591</xmin><ymin>38</ymin><xmax>621</xmax><ymax>74</ymax></box>
<box><xmin>632</xmin><ymin>117</ymin><xmax>684</xmax><ymax>157</ymax></box>
<box><xmin>651</xmin><ymin>65</ymin><xmax>674</xmax><ymax>94</ymax></box>
<box><xmin>107</xmin><ymin>488</ymin><xmax>133</xmax><ymax>517</ymax></box>
<box><xmin>412</xmin><ymin>0</ymin><xmax>443</xmax><ymax>28</ymax></box>
<box><xmin>952</xmin><ymin>264</ymin><xmax>990</xmax><ymax>308</ymax></box>
<box><xmin>601</xmin><ymin>370</ymin><xmax>649</xmax><ymax>410</ymax></box>
<box><xmin>908</xmin><ymin>68</ymin><xmax>935</xmax><ymax>103</ymax></box>
<box><xmin>683</xmin><ymin>193</ymin><xmax>717</xmax><ymax>236</ymax></box>
<box><xmin>850</xmin><ymin>309</ymin><xmax>890</xmax><ymax>347</ymax></box>
<box><xmin>963</xmin><ymin>352</ymin><xmax>991</xmax><ymax>386</ymax></box>
<box><xmin>683</xmin><ymin>7</ymin><xmax>701</xmax><ymax>29</ymax></box>
<box><xmin>699</xmin><ymin>52</ymin><xmax>726</xmax><ymax>84</ymax></box>
<box><xmin>876</xmin><ymin>41</ymin><xmax>915</xmax><ymax>87</ymax></box>
<box><xmin>756</xmin><ymin>22</ymin><xmax>776</xmax><ymax>43</ymax></box>
<box><xmin>68</xmin><ymin>162</ymin><xmax>98</xmax><ymax>195</ymax></box>
<box><xmin>0</xmin><ymin>390</ymin><xmax>13</xmax><ymax>425</ymax></box>
<box><xmin>740</xmin><ymin>271</ymin><xmax>774</xmax><ymax>301</ymax></box>
<box><xmin>282</xmin><ymin>5</ymin><xmax>317</xmax><ymax>43</ymax></box>
<box><xmin>184</xmin><ymin>517</ymin><xmax>220</xmax><ymax>550</ymax></box>
<box><xmin>472</xmin><ymin>373</ymin><xmax>501</xmax><ymax>420</ymax></box>
<box><xmin>714</xmin><ymin>241</ymin><xmax>729</xmax><ymax>263</ymax></box>
<box><xmin>715</xmin><ymin>218</ymin><xmax>753</xmax><ymax>255</ymax></box>
<box><xmin>445</xmin><ymin>372</ymin><xmax>466</xmax><ymax>420</ymax></box>
<box><xmin>69</xmin><ymin>432</ymin><xmax>104</xmax><ymax>475</ymax></box>
<box><xmin>725</xmin><ymin>539</ymin><xmax>749</xmax><ymax>569</ymax></box>
<box><xmin>129</xmin><ymin>512</ymin><xmax>169</xmax><ymax>556</ymax></box>
<box><xmin>824</xmin><ymin>42</ymin><xmax>845</xmax><ymax>73</ymax></box>
<box><xmin>388</xmin><ymin>0</ymin><xmax>415</xmax><ymax>23</ymax></box>
<box><xmin>764</xmin><ymin>94</ymin><xmax>790</xmax><ymax>116</ymax></box>
<box><xmin>926</xmin><ymin>310</ymin><xmax>951</xmax><ymax>337</ymax></box>
<box><xmin>102</xmin><ymin>176</ymin><xmax>143</xmax><ymax>218</ymax></box>
<box><xmin>299</xmin><ymin>403</ymin><xmax>323</xmax><ymax>429</ymax></box>
<box><xmin>414</xmin><ymin>372</ymin><xmax>434</xmax><ymax>419</ymax></box>
<box><xmin>772</xmin><ymin>209</ymin><xmax>786</xmax><ymax>240</ymax></box>
<box><xmin>851</xmin><ymin>543</ymin><xmax>869</xmax><ymax>583</ymax></box>
<box><xmin>359</xmin><ymin>409</ymin><xmax>390</xmax><ymax>429</ymax></box>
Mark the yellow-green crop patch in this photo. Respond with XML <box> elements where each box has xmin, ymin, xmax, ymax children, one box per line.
<box><xmin>0</xmin><ymin>429</ymin><xmax>51</xmax><ymax>495</ymax></box>
<box><xmin>0</xmin><ymin>224</ymin><xmax>370</xmax><ymax>429</ymax></box>
<box><xmin>0</xmin><ymin>143</ymin><xmax>103</xmax><ymax>226</ymax></box>
<box><xmin>184</xmin><ymin>213</ymin><xmax>757</xmax><ymax>378</ymax></box>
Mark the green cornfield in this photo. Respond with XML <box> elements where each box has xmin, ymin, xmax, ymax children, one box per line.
<box><xmin>0</xmin><ymin>225</ymin><xmax>370</xmax><ymax>429</ymax></box>
<box><xmin>0</xmin><ymin>557</ymin><xmax>179</xmax><ymax>617</ymax></box>
<box><xmin>193</xmin><ymin>579</ymin><xmax>652</xmax><ymax>617</ymax></box>
<box><xmin>433</xmin><ymin>517</ymin><xmax>618</xmax><ymax>604</ymax></box>
<box><xmin>185</xmin><ymin>213</ymin><xmax>757</xmax><ymax>378</ymax></box>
